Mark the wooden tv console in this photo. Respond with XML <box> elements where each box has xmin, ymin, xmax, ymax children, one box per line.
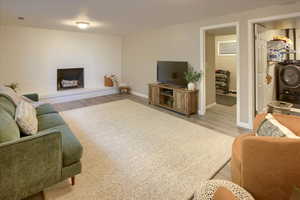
<box><xmin>148</xmin><ymin>83</ymin><xmax>198</xmax><ymax>116</ymax></box>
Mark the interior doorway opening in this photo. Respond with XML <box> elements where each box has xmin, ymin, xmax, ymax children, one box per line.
<box><xmin>253</xmin><ymin>16</ymin><xmax>300</xmax><ymax>115</ymax></box>
<box><xmin>200</xmin><ymin>23</ymin><xmax>241</xmax><ymax>128</ymax></box>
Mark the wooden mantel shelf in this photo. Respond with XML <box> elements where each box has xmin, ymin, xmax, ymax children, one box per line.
<box><xmin>148</xmin><ymin>83</ymin><xmax>198</xmax><ymax>116</ymax></box>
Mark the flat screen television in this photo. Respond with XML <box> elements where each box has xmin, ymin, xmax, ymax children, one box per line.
<box><xmin>157</xmin><ymin>61</ymin><xmax>188</xmax><ymax>87</ymax></box>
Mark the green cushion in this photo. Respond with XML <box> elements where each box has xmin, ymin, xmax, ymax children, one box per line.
<box><xmin>23</xmin><ymin>93</ymin><xmax>39</xmax><ymax>102</ymax></box>
<box><xmin>37</xmin><ymin>113</ymin><xmax>66</xmax><ymax>131</ymax></box>
<box><xmin>38</xmin><ymin>125</ymin><xmax>83</xmax><ymax>166</ymax></box>
<box><xmin>36</xmin><ymin>104</ymin><xmax>58</xmax><ymax>116</ymax></box>
<box><xmin>0</xmin><ymin>107</ymin><xmax>20</xmax><ymax>143</ymax></box>
<box><xmin>0</xmin><ymin>96</ymin><xmax>16</xmax><ymax>118</ymax></box>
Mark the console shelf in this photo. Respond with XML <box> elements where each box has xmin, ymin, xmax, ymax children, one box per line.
<box><xmin>148</xmin><ymin>83</ymin><xmax>198</xmax><ymax>116</ymax></box>
<box><xmin>160</xmin><ymin>92</ymin><xmax>174</xmax><ymax>98</ymax></box>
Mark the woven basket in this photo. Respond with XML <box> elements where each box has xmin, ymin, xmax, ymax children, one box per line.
<box><xmin>104</xmin><ymin>76</ymin><xmax>113</xmax><ymax>87</ymax></box>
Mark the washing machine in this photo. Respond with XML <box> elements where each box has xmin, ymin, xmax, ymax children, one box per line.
<box><xmin>277</xmin><ymin>60</ymin><xmax>300</xmax><ymax>105</ymax></box>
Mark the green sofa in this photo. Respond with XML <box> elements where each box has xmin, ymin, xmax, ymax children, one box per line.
<box><xmin>0</xmin><ymin>93</ymin><xmax>83</xmax><ymax>200</ymax></box>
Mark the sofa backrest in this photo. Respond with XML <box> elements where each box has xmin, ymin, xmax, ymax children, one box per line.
<box><xmin>0</xmin><ymin>106</ymin><xmax>20</xmax><ymax>143</ymax></box>
<box><xmin>254</xmin><ymin>113</ymin><xmax>300</xmax><ymax>136</ymax></box>
<box><xmin>0</xmin><ymin>95</ymin><xmax>16</xmax><ymax>118</ymax></box>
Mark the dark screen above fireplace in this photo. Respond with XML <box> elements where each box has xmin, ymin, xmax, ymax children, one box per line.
<box><xmin>57</xmin><ymin>68</ymin><xmax>84</xmax><ymax>91</ymax></box>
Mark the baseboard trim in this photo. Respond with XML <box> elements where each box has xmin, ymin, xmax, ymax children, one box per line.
<box><xmin>198</xmin><ymin>105</ymin><xmax>252</xmax><ymax>129</ymax></box>
<box><xmin>131</xmin><ymin>91</ymin><xmax>148</xmax><ymax>99</ymax></box>
<box><xmin>237</xmin><ymin>121</ymin><xmax>252</xmax><ymax>130</ymax></box>
<box><xmin>206</xmin><ymin>103</ymin><xmax>217</xmax><ymax>109</ymax></box>
<box><xmin>198</xmin><ymin>109</ymin><xmax>204</xmax><ymax>115</ymax></box>
<box><xmin>40</xmin><ymin>87</ymin><xmax>119</xmax><ymax>104</ymax></box>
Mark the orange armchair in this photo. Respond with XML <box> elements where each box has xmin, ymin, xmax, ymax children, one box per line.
<box><xmin>231</xmin><ymin>113</ymin><xmax>300</xmax><ymax>200</ymax></box>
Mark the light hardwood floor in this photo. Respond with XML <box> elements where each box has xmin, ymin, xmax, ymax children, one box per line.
<box><xmin>53</xmin><ymin>94</ymin><xmax>245</xmax><ymax>138</ymax></box>
<box><xmin>25</xmin><ymin>93</ymin><xmax>249</xmax><ymax>200</ymax></box>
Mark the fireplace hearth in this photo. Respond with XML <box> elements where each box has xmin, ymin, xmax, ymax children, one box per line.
<box><xmin>57</xmin><ymin>68</ymin><xmax>84</xmax><ymax>91</ymax></box>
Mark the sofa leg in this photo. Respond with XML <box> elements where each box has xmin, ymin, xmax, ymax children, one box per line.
<box><xmin>71</xmin><ymin>176</ymin><xmax>75</xmax><ymax>186</ymax></box>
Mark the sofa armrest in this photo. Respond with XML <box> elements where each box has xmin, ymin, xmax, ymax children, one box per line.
<box><xmin>0</xmin><ymin>131</ymin><xmax>62</xmax><ymax>200</ymax></box>
<box><xmin>241</xmin><ymin>136</ymin><xmax>300</xmax><ymax>200</ymax></box>
<box><xmin>253</xmin><ymin>113</ymin><xmax>267</xmax><ymax>131</ymax></box>
<box><xmin>23</xmin><ymin>93</ymin><xmax>39</xmax><ymax>102</ymax></box>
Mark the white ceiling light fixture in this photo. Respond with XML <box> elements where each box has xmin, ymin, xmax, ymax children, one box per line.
<box><xmin>76</xmin><ymin>21</ymin><xmax>90</xmax><ymax>30</ymax></box>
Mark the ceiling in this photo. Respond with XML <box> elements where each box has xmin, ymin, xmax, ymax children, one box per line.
<box><xmin>0</xmin><ymin>0</ymin><xmax>296</xmax><ymax>35</ymax></box>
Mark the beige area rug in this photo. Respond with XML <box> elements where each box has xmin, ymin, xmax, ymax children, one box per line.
<box><xmin>44</xmin><ymin>99</ymin><xmax>234</xmax><ymax>200</ymax></box>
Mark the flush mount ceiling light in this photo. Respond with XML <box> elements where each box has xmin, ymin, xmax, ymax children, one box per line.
<box><xmin>76</xmin><ymin>21</ymin><xmax>90</xmax><ymax>30</ymax></box>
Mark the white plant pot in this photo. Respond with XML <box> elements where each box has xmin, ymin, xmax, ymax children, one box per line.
<box><xmin>187</xmin><ymin>82</ymin><xmax>196</xmax><ymax>91</ymax></box>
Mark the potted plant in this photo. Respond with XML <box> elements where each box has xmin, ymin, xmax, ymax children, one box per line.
<box><xmin>184</xmin><ymin>69</ymin><xmax>201</xmax><ymax>91</ymax></box>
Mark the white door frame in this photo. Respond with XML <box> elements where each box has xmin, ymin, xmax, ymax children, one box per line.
<box><xmin>248</xmin><ymin>12</ymin><xmax>300</xmax><ymax>129</ymax></box>
<box><xmin>199</xmin><ymin>22</ymin><xmax>241</xmax><ymax>127</ymax></box>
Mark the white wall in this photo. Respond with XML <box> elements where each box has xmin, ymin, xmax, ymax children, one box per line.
<box><xmin>122</xmin><ymin>2</ymin><xmax>300</xmax><ymax>126</ymax></box>
<box><xmin>215</xmin><ymin>34</ymin><xmax>237</xmax><ymax>92</ymax></box>
<box><xmin>0</xmin><ymin>26</ymin><xmax>122</xmax><ymax>95</ymax></box>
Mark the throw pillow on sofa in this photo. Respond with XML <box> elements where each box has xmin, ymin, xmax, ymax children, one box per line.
<box><xmin>257</xmin><ymin>113</ymin><xmax>300</xmax><ymax>138</ymax></box>
<box><xmin>15</xmin><ymin>100</ymin><xmax>38</xmax><ymax>135</ymax></box>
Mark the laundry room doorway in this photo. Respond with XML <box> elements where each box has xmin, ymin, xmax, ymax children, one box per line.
<box><xmin>253</xmin><ymin>16</ymin><xmax>300</xmax><ymax>114</ymax></box>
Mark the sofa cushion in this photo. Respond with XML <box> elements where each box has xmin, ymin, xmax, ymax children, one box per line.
<box><xmin>0</xmin><ymin>107</ymin><xmax>20</xmax><ymax>143</ymax></box>
<box><xmin>36</xmin><ymin>104</ymin><xmax>58</xmax><ymax>116</ymax></box>
<box><xmin>38</xmin><ymin>113</ymin><xmax>65</xmax><ymax>131</ymax></box>
<box><xmin>23</xmin><ymin>93</ymin><xmax>39</xmax><ymax>102</ymax></box>
<box><xmin>0</xmin><ymin>96</ymin><xmax>16</xmax><ymax>118</ymax></box>
<box><xmin>39</xmin><ymin>125</ymin><xmax>83</xmax><ymax>166</ymax></box>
